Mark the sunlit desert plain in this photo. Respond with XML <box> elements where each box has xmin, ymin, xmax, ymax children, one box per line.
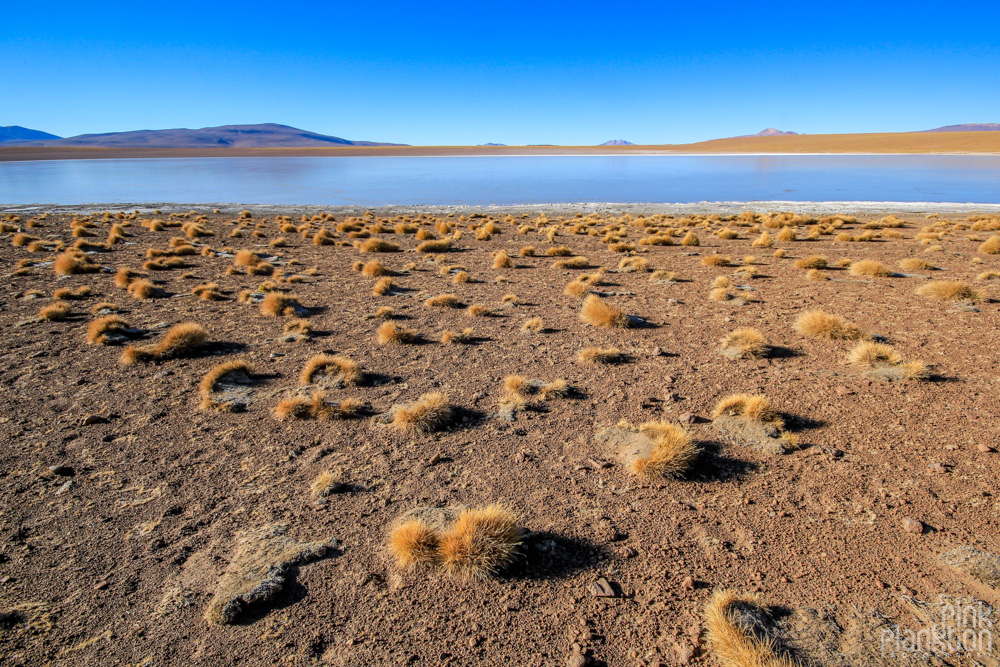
<box><xmin>1</xmin><ymin>205</ymin><xmax>999</xmax><ymax>666</ymax></box>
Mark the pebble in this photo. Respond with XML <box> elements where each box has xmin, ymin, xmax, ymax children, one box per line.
<box><xmin>93</xmin><ymin>581</ymin><xmax>108</xmax><ymax>590</ymax></box>
<box><xmin>678</xmin><ymin>413</ymin><xmax>697</xmax><ymax>424</ymax></box>
<box><xmin>80</xmin><ymin>415</ymin><xmax>109</xmax><ymax>426</ymax></box>
<box><xmin>650</xmin><ymin>346</ymin><xmax>662</xmax><ymax>357</ymax></box>
<box><xmin>902</xmin><ymin>517</ymin><xmax>924</xmax><ymax>535</ymax></box>
<box><xmin>588</xmin><ymin>578</ymin><xmax>616</xmax><ymax>598</ymax></box>
<box><xmin>672</xmin><ymin>642</ymin><xmax>695</xmax><ymax>665</ymax></box>
<box><xmin>977</xmin><ymin>444</ymin><xmax>994</xmax><ymax>453</ymax></box>
<box><xmin>48</xmin><ymin>465</ymin><xmax>74</xmax><ymax>476</ymax></box>
<box><xmin>619</xmin><ymin>546</ymin><xmax>638</xmax><ymax>559</ymax></box>
<box><xmin>681</xmin><ymin>575</ymin><xmax>695</xmax><ymax>590</ymax></box>
<box><xmin>566</xmin><ymin>652</ymin><xmax>588</xmax><ymax>667</ymax></box>
<box><xmin>834</xmin><ymin>386</ymin><xmax>854</xmax><ymax>396</ymax></box>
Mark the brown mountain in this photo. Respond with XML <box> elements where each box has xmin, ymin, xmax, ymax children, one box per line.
<box><xmin>16</xmin><ymin>123</ymin><xmax>404</xmax><ymax>148</ymax></box>
<box><xmin>921</xmin><ymin>123</ymin><xmax>1000</xmax><ymax>132</ymax></box>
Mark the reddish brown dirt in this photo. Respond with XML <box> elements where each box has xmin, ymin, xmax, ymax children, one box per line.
<box><xmin>1</xmin><ymin>208</ymin><xmax>999</xmax><ymax>666</ymax></box>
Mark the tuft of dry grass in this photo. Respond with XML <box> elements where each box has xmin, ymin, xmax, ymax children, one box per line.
<box><xmin>793</xmin><ymin>310</ymin><xmax>865</xmax><ymax>340</ymax></box>
<box><xmin>441</xmin><ymin>327</ymin><xmax>474</xmax><ymax>344</ymax></box>
<box><xmin>751</xmin><ymin>232</ymin><xmax>773</xmax><ymax>248</ymax></box>
<box><xmin>274</xmin><ymin>391</ymin><xmax>363</xmax><ymax>421</ymax></box>
<box><xmin>804</xmin><ymin>268</ymin><xmax>828</xmax><ymax>281</ymax></box>
<box><xmin>53</xmin><ymin>286</ymin><xmax>91</xmax><ymax>300</ymax></box>
<box><xmin>260</xmin><ymin>293</ymin><xmax>305</xmax><ymax>317</ymax></box>
<box><xmin>712</xmin><ymin>394</ymin><xmax>777</xmax><ymax>423</ymax></box>
<box><xmin>359</xmin><ymin>238</ymin><xmax>401</xmax><ymax>253</ymax></box>
<box><xmin>916</xmin><ymin>280</ymin><xmax>983</xmax><ymax>302</ymax></box>
<box><xmin>794</xmin><ymin>255</ymin><xmax>827</xmax><ymax>269</ymax></box>
<box><xmin>122</xmin><ymin>322</ymin><xmax>207</xmax><ymax>364</ymax></box>
<box><xmin>846</xmin><ymin>341</ymin><xmax>901</xmax><ymax>366</ymax></box>
<box><xmin>702</xmin><ymin>255</ymin><xmax>732</xmax><ymax>267</ymax></box>
<box><xmin>192</xmin><ymin>283</ymin><xmax>225</xmax><ymax>301</ymax></box>
<box><xmin>899</xmin><ymin>258</ymin><xmax>934</xmax><ymax>271</ymax></box>
<box><xmin>578</xmin><ymin>346</ymin><xmax>623</xmax><ymax>364</ymax></box>
<box><xmin>467</xmin><ymin>304</ymin><xmax>490</xmax><ymax>317</ymax></box>
<box><xmin>704</xmin><ymin>590</ymin><xmax>798</xmax><ymax>667</ymax></box>
<box><xmin>978</xmin><ymin>235</ymin><xmax>1000</xmax><ymax>254</ymax></box>
<box><xmin>300</xmin><ymin>355</ymin><xmax>360</xmax><ymax>386</ymax></box>
<box><xmin>848</xmin><ymin>259</ymin><xmax>891</xmax><ymax>277</ymax></box>
<box><xmin>54</xmin><ymin>251</ymin><xmax>99</xmax><ymax>276</ymax></box>
<box><xmin>127</xmin><ymin>278</ymin><xmax>158</xmax><ymax>300</ymax></box>
<box><xmin>361</xmin><ymin>260</ymin><xmax>389</xmax><ymax>277</ymax></box>
<box><xmin>416</xmin><ymin>239</ymin><xmax>452</xmax><ymax>253</ymax></box>
<box><xmin>377</xmin><ymin>321</ymin><xmax>418</xmax><ymax>345</ymax></box>
<box><xmin>521</xmin><ymin>316</ymin><xmax>544</xmax><ymax>333</ymax></box>
<box><xmin>492</xmin><ymin>250</ymin><xmax>513</xmax><ymax>269</ymax></box>
<box><xmin>426</xmin><ymin>294</ymin><xmax>461</xmax><ymax>308</ymax></box>
<box><xmin>373</xmin><ymin>277</ymin><xmax>394</xmax><ymax>296</ymax></box>
<box><xmin>198</xmin><ymin>360</ymin><xmax>253</xmax><ymax>410</ymax></box>
<box><xmin>86</xmin><ymin>315</ymin><xmax>129</xmax><ymax>345</ymax></box>
<box><xmin>579</xmin><ymin>294</ymin><xmax>628</xmax><ymax>328</ymax></box>
<box><xmin>632</xmin><ymin>421</ymin><xmax>699</xmax><ymax>478</ymax></box>
<box><xmin>681</xmin><ymin>231</ymin><xmax>699</xmax><ymax>246</ymax></box>
<box><xmin>310</xmin><ymin>471</ymin><xmax>342</xmax><ymax>498</ymax></box>
<box><xmin>553</xmin><ymin>256</ymin><xmax>590</xmax><ymax>269</ymax></box>
<box><xmin>438</xmin><ymin>506</ymin><xmax>523</xmax><ymax>579</ymax></box>
<box><xmin>389</xmin><ymin>392</ymin><xmax>452</xmax><ymax>432</ymax></box>
<box><xmin>388</xmin><ymin>520</ymin><xmax>441</xmax><ymax>570</ymax></box>
<box><xmin>39</xmin><ymin>301</ymin><xmax>72</xmax><ymax>321</ymax></box>
<box><xmin>719</xmin><ymin>328</ymin><xmax>767</xmax><ymax>359</ymax></box>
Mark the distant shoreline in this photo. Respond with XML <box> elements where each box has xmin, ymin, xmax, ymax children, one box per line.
<box><xmin>4</xmin><ymin>201</ymin><xmax>1000</xmax><ymax>217</ymax></box>
<box><xmin>2</xmin><ymin>130</ymin><xmax>1000</xmax><ymax>161</ymax></box>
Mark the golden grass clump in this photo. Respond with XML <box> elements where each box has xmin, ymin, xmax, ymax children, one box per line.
<box><xmin>518</xmin><ymin>245</ymin><xmax>535</xmax><ymax>257</ymax></box>
<box><xmin>579</xmin><ymin>294</ymin><xmax>628</xmax><ymax>328</ymax></box>
<box><xmin>702</xmin><ymin>255</ymin><xmax>732</xmax><ymax>267</ymax></box>
<box><xmin>680</xmin><ymin>231</ymin><xmax>699</xmax><ymax>246</ymax></box>
<box><xmin>704</xmin><ymin>590</ymin><xmax>798</xmax><ymax>667</ymax></box>
<box><xmin>122</xmin><ymin>322</ymin><xmax>207</xmax><ymax>364</ymax></box>
<box><xmin>521</xmin><ymin>316</ymin><xmax>544</xmax><ymax>333</ymax></box>
<box><xmin>847</xmin><ymin>341</ymin><xmax>930</xmax><ymax>380</ymax></box>
<box><xmin>719</xmin><ymin>328</ymin><xmax>767</xmax><ymax>359</ymax></box>
<box><xmin>416</xmin><ymin>239</ymin><xmax>452</xmax><ymax>253</ymax></box>
<box><xmin>372</xmin><ymin>277</ymin><xmax>394</xmax><ymax>296</ymax></box>
<box><xmin>794</xmin><ymin>255</ymin><xmax>827</xmax><ymax>269</ymax></box>
<box><xmin>388</xmin><ymin>519</ymin><xmax>440</xmax><ymax>570</ymax></box>
<box><xmin>114</xmin><ymin>267</ymin><xmax>144</xmax><ymax>288</ymax></box>
<box><xmin>978</xmin><ymin>235</ymin><xmax>1000</xmax><ymax>254</ymax></box>
<box><xmin>359</xmin><ymin>238</ymin><xmax>401</xmax><ymax>253</ymax></box>
<box><xmin>426</xmin><ymin>293</ymin><xmax>461</xmax><ymax>308</ymax></box>
<box><xmin>441</xmin><ymin>327</ymin><xmax>474</xmax><ymax>344</ymax></box>
<box><xmin>899</xmin><ymin>258</ymin><xmax>934</xmax><ymax>271</ymax></box>
<box><xmin>192</xmin><ymin>283</ymin><xmax>225</xmax><ymax>301</ymax></box>
<box><xmin>361</xmin><ymin>260</ymin><xmax>389</xmax><ymax>276</ymax></box>
<box><xmin>492</xmin><ymin>250</ymin><xmax>513</xmax><ymax>269</ymax></box>
<box><xmin>805</xmin><ymin>268</ymin><xmax>828</xmax><ymax>281</ymax></box>
<box><xmin>438</xmin><ymin>506</ymin><xmax>523</xmax><ymax>579</ymax></box>
<box><xmin>39</xmin><ymin>301</ymin><xmax>72</xmax><ymax>321</ymax></box>
<box><xmin>260</xmin><ymin>292</ymin><xmax>304</xmax><ymax>317</ymax></box>
<box><xmin>564</xmin><ymin>279</ymin><xmax>589</xmax><ymax>298</ymax></box>
<box><xmin>467</xmin><ymin>304</ymin><xmax>490</xmax><ymax>317</ymax></box>
<box><xmin>274</xmin><ymin>391</ymin><xmax>363</xmax><ymax>421</ymax></box>
<box><xmin>848</xmin><ymin>259</ymin><xmax>891</xmax><ymax>277</ymax></box>
<box><xmin>578</xmin><ymin>346</ymin><xmax>623</xmax><ymax>363</ymax></box>
<box><xmin>198</xmin><ymin>360</ymin><xmax>253</xmax><ymax>410</ymax></box>
<box><xmin>300</xmin><ymin>354</ymin><xmax>360</xmax><ymax>386</ymax></box>
<box><xmin>127</xmin><ymin>278</ymin><xmax>158</xmax><ymax>300</ymax></box>
<box><xmin>54</xmin><ymin>250</ymin><xmax>99</xmax><ymax>276</ymax></box>
<box><xmin>793</xmin><ymin>309</ymin><xmax>865</xmax><ymax>340</ymax></box>
<box><xmin>631</xmin><ymin>421</ymin><xmax>699</xmax><ymax>478</ymax></box>
<box><xmin>712</xmin><ymin>394</ymin><xmax>777</xmax><ymax>423</ymax></box>
<box><xmin>751</xmin><ymin>231</ymin><xmax>773</xmax><ymax>248</ymax></box>
<box><xmin>53</xmin><ymin>286</ymin><xmax>92</xmax><ymax>300</ymax></box>
<box><xmin>377</xmin><ymin>321</ymin><xmax>418</xmax><ymax>345</ymax></box>
<box><xmin>389</xmin><ymin>392</ymin><xmax>452</xmax><ymax>432</ymax></box>
<box><xmin>553</xmin><ymin>256</ymin><xmax>590</xmax><ymax>269</ymax></box>
<box><xmin>916</xmin><ymin>280</ymin><xmax>983</xmax><ymax>302</ymax></box>
<box><xmin>86</xmin><ymin>315</ymin><xmax>129</xmax><ymax>345</ymax></box>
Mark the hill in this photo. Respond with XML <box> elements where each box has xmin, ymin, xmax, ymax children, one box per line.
<box><xmin>922</xmin><ymin>123</ymin><xmax>1000</xmax><ymax>132</ymax></box>
<box><xmin>600</xmin><ymin>139</ymin><xmax>634</xmax><ymax>146</ymax></box>
<box><xmin>0</xmin><ymin>126</ymin><xmax>61</xmax><ymax>143</ymax></box>
<box><xmin>15</xmin><ymin>123</ymin><xmax>403</xmax><ymax>148</ymax></box>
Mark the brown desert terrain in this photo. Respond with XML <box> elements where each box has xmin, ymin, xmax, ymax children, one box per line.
<box><xmin>1</xmin><ymin>205</ymin><xmax>999</xmax><ymax>666</ymax></box>
<box><xmin>2</xmin><ymin>130</ymin><xmax>1000</xmax><ymax>162</ymax></box>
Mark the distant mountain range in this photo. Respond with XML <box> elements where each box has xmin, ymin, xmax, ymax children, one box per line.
<box><xmin>921</xmin><ymin>123</ymin><xmax>1000</xmax><ymax>133</ymax></box>
<box><xmin>600</xmin><ymin>139</ymin><xmax>634</xmax><ymax>146</ymax></box>
<box><xmin>0</xmin><ymin>123</ymin><xmax>403</xmax><ymax>147</ymax></box>
<box><xmin>741</xmin><ymin>128</ymin><xmax>800</xmax><ymax>137</ymax></box>
<box><xmin>0</xmin><ymin>126</ymin><xmax>62</xmax><ymax>142</ymax></box>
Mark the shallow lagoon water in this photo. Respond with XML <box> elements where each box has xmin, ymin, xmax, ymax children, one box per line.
<box><xmin>2</xmin><ymin>155</ymin><xmax>999</xmax><ymax>205</ymax></box>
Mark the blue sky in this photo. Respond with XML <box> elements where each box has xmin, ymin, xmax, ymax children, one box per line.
<box><xmin>3</xmin><ymin>1</ymin><xmax>999</xmax><ymax>145</ymax></box>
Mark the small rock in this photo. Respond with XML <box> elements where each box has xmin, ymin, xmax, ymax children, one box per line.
<box><xmin>927</xmin><ymin>462</ymin><xmax>947</xmax><ymax>474</ymax></box>
<box><xmin>93</xmin><ymin>581</ymin><xmax>108</xmax><ymax>590</ymax></box>
<box><xmin>81</xmin><ymin>415</ymin><xmax>109</xmax><ymax>426</ymax></box>
<box><xmin>902</xmin><ymin>518</ymin><xmax>924</xmax><ymax>535</ymax></box>
<box><xmin>834</xmin><ymin>386</ymin><xmax>854</xmax><ymax>396</ymax></box>
<box><xmin>48</xmin><ymin>465</ymin><xmax>74</xmax><ymax>476</ymax></box>
<box><xmin>673</xmin><ymin>642</ymin><xmax>695</xmax><ymax>665</ymax></box>
<box><xmin>588</xmin><ymin>578</ymin><xmax>617</xmax><ymax>598</ymax></box>
<box><xmin>650</xmin><ymin>347</ymin><xmax>662</xmax><ymax>357</ymax></box>
<box><xmin>427</xmin><ymin>452</ymin><xmax>444</xmax><ymax>466</ymax></box>
<box><xmin>679</xmin><ymin>413</ymin><xmax>697</xmax><ymax>424</ymax></box>
<box><xmin>681</xmin><ymin>575</ymin><xmax>695</xmax><ymax>590</ymax></box>
<box><xmin>664</xmin><ymin>375</ymin><xmax>675</xmax><ymax>384</ymax></box>
<box><xmin>566</xmin><ymin>652</ymin><xmax>588</xmax><ymax>667</ymax></box>
<box><xmin>619</xmin><ymin>546</ymin><xmax>638</xmax><ymax>559</ymax></box>
<box><xmin>977</xmin><ymin>444</ymin><xmax>994</xmax><ymax>453</ymax></box>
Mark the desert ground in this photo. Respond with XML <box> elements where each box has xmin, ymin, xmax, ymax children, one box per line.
<box><xmin>1</xmin><ymin>203</ymin><xmax>999</xmax><ymax>666</ymax></box>
<box><xmin>2</xmin><ymin>130</ymin><xmax>1000</xmax><ymax>162</ymax></box>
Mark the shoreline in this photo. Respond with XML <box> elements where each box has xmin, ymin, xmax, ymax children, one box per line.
<box><xmin>5</xmin><ymin>200</ymin><xmax>1000</xmax><ymax>217</ymax></box>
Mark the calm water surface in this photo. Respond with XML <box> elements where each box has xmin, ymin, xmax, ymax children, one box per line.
<box><xmin>2</xmin><ymin>155</ymin><xmax>999</xmax><ymax>205</ymax></box>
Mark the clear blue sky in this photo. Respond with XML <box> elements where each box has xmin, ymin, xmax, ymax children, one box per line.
<box><xmin>3</xmin><ymin>1</ymin><xmax>999</xmax><ymax>145</ymax></box>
